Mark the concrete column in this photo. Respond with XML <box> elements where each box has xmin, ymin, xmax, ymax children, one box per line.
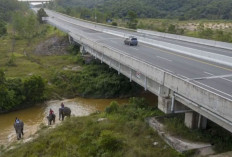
<box><xmin>68</xmin><ymin>35</ymin><xmax>72</xmax><ymax>44</ymax></box>
<box><xmin>80</xmin><ymin>45</ymin><xmax>86</xmax><ymax>55</ymax></box>
<box><xmin>184</xmin><ymin>112</ymin><xmax>207</xmax><ymax>129</ymax></box>
<box><xmin>158</xmin><ymin>96</ymin><xmax>172</xmax><ymax>114</ymax></box>
<box><xmin>158</xmin><ymin>95</ymin><xmax>189</xmax><ymax>114</ymax></box>
<box><xmin>198</xmin><ymin>115</ymin><xmax>207</xmax><ymax>129</ymax></box>
<box><xmin>130</xmin><ymin>69</ymin><xmax>132</xmax><ymax>82</ymax></box>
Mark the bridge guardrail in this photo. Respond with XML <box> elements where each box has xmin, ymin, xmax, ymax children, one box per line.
<box><xmin>138</xmin><ymin>29</ymin><xmax>232</xmax><ymax>51</ymax></box>
<box><xmin>47</xmin><ymin>9</ymin><xmax>232</xmax><ymax>52</ymax></box>
<box><xmin>48</xmin><ymin>10</ymin><xmax>232</xmax><ymax>67</ymax></box>
<box><xmin>103</xmin><ymin>29</ymin><xmax>232</xmax><ymax>67</ymax></box>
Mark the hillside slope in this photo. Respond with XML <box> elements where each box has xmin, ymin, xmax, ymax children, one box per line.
<box><xmin>55</xmin><ymin>0</ymin><xmax>232</xmax><ymax>19</ymax></box>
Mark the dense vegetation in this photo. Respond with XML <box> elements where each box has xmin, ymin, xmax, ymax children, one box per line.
<box><xmin>51</xmin><ymin>0</ymin><xmax>232</xmax><ymax>20</ymax></box>
<box><xmin>0</xmin><ymin>0</ymin><xmax>26</xmax><ymax>37</ymax></box>
<box><xmin>0</xmin><ymin>70</ymin><xmax>46</xmax><ymax>113</ymax></box>
<box><xmin>0</xmin><ymin>0</ymin><xmax>27</xmax><ymax>22</ymax></box>
<box><xmin>51</xmin><ymin>50</ymin><xmax>141</xmax><ymax>98</ymax></box>
<box><xmin>0</xmin><ymin>1</ymin><xmax>48</xmax><ymax>112</ymax></box>
<box><xmin>48</xmin><ymin>0</ymin><xmax>232</xmax><ymax>42</ymax></box>
<box><xmin>1</xmin><ymin>98</ymin><xmax>185</xmax><ymax>157</ymax></box>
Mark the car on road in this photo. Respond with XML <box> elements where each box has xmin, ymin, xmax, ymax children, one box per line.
<box><xmin>124</xmin><ymin>36</ymin><xmax>138</xmax><ymax>46</ymax></box>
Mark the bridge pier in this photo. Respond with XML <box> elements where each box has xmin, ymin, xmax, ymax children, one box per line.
<box><xmin>185</xmin><ymin>112</ymin><xmax>207</xmax><ymax>129</ymax></box>
<box><xmin>68</xmin><ymin>35</ymin><xmax>72</xmax><ymax>44</ymax></box>
<box><xmin>80</xmin><ymin>45</ymin><xmax>87</xmax><ymax>55</ymax></box>
<box><xmin>158</xmin><ymin>93</ymin><xmax>190</xmax><ymax>114</ymax></box>
<box><xmin>158</xmin><ymin>91</ymin><xmax>208</xmax><ymax>130</ymax></box>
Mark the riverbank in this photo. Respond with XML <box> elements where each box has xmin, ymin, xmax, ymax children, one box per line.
<box><xmin>0</xmin><ymin>98</ymin><xmax>183</xmax><ymax>157</ymax></box>
<box><xmin>0</xmin><ymin>97</ymin><xmax>129</xmax><ymax>147</ymax></box>
<box><xmin>1</xmin><ymin>96</ymin><xmax>232</xmax><ymax>156</ymax></box>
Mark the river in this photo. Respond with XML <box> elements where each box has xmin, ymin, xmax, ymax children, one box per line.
<box><xmin>0</xmin><ymin>97</ymin><xmax>129</xmax><ymax>146</ymax></box>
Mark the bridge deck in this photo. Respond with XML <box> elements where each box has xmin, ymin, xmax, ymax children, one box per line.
<box><xmin>43</xmin><ymin>9</ymin><xmax>232</xmax><ymax>100</ymax></box>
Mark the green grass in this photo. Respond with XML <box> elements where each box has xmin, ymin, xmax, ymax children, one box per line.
<box><xmin>0</xmin><ymin>24</ymin><xmax>70</xmax><ymax>80</ymax></box>
<box><xmin>1</xmin><ymin>99</ymin><xmax>183</xmax><ymax>157</ymax></box>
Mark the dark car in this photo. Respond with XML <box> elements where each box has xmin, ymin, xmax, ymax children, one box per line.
<box><xmin>124</xmin><ymin>37</ymin><xmax>138</xmax><ymax>46</ymax></box>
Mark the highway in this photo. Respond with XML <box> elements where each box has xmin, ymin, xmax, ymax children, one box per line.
<box><xmin>44</xmin><ymin>9</ymin><xmax>232</xmax><ymax>100</ymax></box>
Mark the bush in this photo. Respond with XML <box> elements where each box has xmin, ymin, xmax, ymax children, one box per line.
<box><xmin>23</xmin><ymin>75</ymin><xmax>46</xmax><ymax>104</ymax></box>
<box><xmin>97</xmin><ymin>130</ymin><xmax>124</xmax><ymax>152</ymax></box>
<box><xmin>0</xmin><ymin>20</ymin><xmax>7</xmax><ymax>36</ymax></box>
<box><xmin>129</xmin><ymin>97</ymin><xmax>148</xmax><ymax>108</ymax></box>
<box><xmin>6</xmin><ymin>54</ymin><xmax>16</xmax><ymax>66</ymax></box>
<box><xmin>0</xmin><ymin>70</ymin><xmax>47</xmax><ymax>112</ymax></box>
<box><xmin>37</xmin><ymin>8</ymin><xmax>48</xmax><ymax>24</ymax></box>
<box><xmin>168</xmin><ymin>24</ymin><xmax>176</xmax><ymax>33</ymax></box>
<box><xmin>112</xmin><ymin>22</ymin><xmax>118</xmax><ymax>26</ymax></box>
<box><xmin>105</xmin><ymin>101</ymin><xmax>119</xmax><ymax>114</ymax></box>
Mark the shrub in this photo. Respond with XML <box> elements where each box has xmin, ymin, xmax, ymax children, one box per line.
<box><xmin>23</xmin><ymin>75</ymin><xmax>46</xmax><ymax>104</ymax></box>
<box><xmin>37</xmin><ymin>8</ymin><xmax>48</xmax><ymax>24</ymax></box>
<box><xmin>129</xmin><ymin>97</ymin><xmax>148</xmax><ymax>108</ymax></box>
<box><xmin>105</xmin><ymin>101</ymin><xmax>119</xmax><ymax>114</ymax></box>
<box><xmin>168</xmin><ymin>24</ymin><xmax>176</xmax><ymax>33</ymax></box>
<box><xmin>0</xmin><ymin>20</ymin><xmax>7</xmax><ymax>36</ymax></box>
<box><xmin>97</xmin><ymin>130</ymin><xmax>123</xmax><ymax>152</ymax></box>
<box><xmin>112</xmin><ymin>22</ymin><xmax>118</xmax><ymax>26</ymax></box>
<box><xmin>6</xmin><ymin>54</ymin><xmax>16</xmax><ymax>66</ymax></box>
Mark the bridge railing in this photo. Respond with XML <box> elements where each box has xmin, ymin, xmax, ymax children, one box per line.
<box><xmin>47</xmin><ymin>10</ymin><xmax>232</xmax><ymax>67</ymax></box>
<box><xmin>137</xmin><ymin>29</ymin><xmax>232</xmax><ymax>51</ymax></box>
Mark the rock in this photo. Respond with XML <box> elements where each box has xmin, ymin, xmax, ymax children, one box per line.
<box><xmin>97</xmin><ymin>118</ymin><xmax>107</xmax><ymax>122</ymax></box>
<box><xmin>34</xmin><ymin>36</ymin><xmax>69</xmax><ymax>55</ymax></box>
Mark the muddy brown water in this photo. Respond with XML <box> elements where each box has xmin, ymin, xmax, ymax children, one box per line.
<box><xmin>0</xmin><ymin>97</ymin><xmax>129</xmax><ymax>146</ymax></box>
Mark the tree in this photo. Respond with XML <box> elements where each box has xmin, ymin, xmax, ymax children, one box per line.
<box><xmin>0</xmin><ymin>85</ymin><xmax>15</xmax><ymax>112</ymax></box>
<box><xmin>23</xmin><ymin>75</ymin><xmax>45</xmax><ymax>104</ymax></box>
<box><xmin>127</xmin><ymin>11</ymin><xmax>138</xmax><ymax>29</ymax></box>
<box><xmin>0</xmin><ymin>20</ymin><xmax>7</xmax><ymax>36</ymax></box>
<box><xmin>0</xmin><ymin>69</ymin><xmax>6</xmax><ymax>85</ymax></box>
<box><xmin>37</xmin><ymin>8</ymin><xmax>48</xmax><ymax>24</ymax></box>
<box><xmin>167</xmin><ymin>24</ymin><xmax>176</xmax><ymax>34</ymax></box>
<box><xmin>25</xmin><ymin>14</ymin><xmax>39</xmax><ymax>41</ymax></box>
<box><xmin>12</xmin><ymin>12</ymin><xmax>39</xmax><ymax>43</ymax></box>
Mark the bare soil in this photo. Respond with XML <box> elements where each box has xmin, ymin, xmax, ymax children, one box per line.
<box><xmin>34</xmin><ymin>36</ymin><xmax>69</xmax><ymax>55</ymax></box>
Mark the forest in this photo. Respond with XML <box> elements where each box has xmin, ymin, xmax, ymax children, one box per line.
<box><xmin>54</xmin><ymin>0</ymin><xmax>232</xmax><ymax>20</ymax></box>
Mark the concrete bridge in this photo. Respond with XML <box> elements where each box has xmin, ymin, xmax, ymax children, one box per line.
<box><xmin>39</xmin><ymin>8</ymin><xmax>232</xmax><ymax>133</ymax></box>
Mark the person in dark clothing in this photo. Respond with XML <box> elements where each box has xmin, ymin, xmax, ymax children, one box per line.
<box><xmin>14</xmin><ymin>117</ymin><xmax>24</xmax><ymax>136</ymax></box>
<box><xmin>49</xmin><ymin>108</ymin><xmax>54</xmax><ymax>115</ymax></box>
<box><xmin>61</xmin><ymin>102</ymin><xmax>64</xmax><ymax>109</ymax></box>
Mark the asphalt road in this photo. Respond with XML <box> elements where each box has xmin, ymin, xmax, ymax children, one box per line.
<box><xmin>43</xmin><ymin>9</ymin><xmax>232</xmax><ymax>100</ymax></box>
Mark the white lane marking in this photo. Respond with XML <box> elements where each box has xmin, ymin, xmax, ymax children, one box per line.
<box><xmin>96</xmin><ymin>37</ymin><xmax>121</xmax><ymax>42</ymax></box>
<box><xmin>156</xmin><ymin>56</ymin><xmax>172</xmax><ymax>62</ymax></box>
<box><xmin>190</xmin><ymin>74</ymin><xmax>232</xmax><ymax>81</ymax></box>
<box><xmin>193</xmin><ymin>80</ymin><xmax>232</xmax><ymax>99</ymax></box>
<box><xmin>178</xmin><ymin>74</ymin><xmax>189</xmax><ymax>79</ymax></box>
<box><xmin>131</xmin><ymin>47</ymin><xmax>139</xmax><ymax>51</ymax></box>
<box><xmin>203</xmin><ymin>71</ymin><xmax>232</xmax><ymax>83</ymax></box>
<box><xmin>221</xmin><ymin>78</ymin><xmax>232</xmax><ymax>83</ymax></box>
<box><xmin>204</xmin><ymin>72</ymin><xmax>214</xmax><ymax>76</ymax></box>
